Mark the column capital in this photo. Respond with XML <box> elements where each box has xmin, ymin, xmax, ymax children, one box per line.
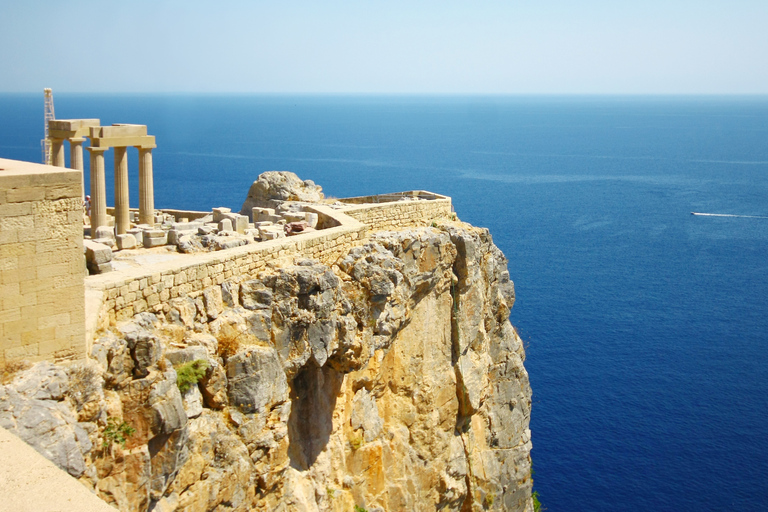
<box><xmin>69</xmin><ymin>137</ymin><xmax>87</xmax><ymax>144</ymax></box>
<box><xmin>86</xmin><ymin>146</ymin><xmax>108</xmax><ymax>154</ymax></box>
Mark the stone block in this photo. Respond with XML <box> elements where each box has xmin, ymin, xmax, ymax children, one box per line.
<box><xmin>116</xmin><ymin>233</ymin><xmax>137</xmax><ymax>250</ymax></box>
<box><xmin>94</xmin><ymin>226</ymin><xmax>114</xmax><ymax>240</ymax></box>
<box><xmin>218</xmin><ymin>219</ymin><xmax>233</xmax><ymax>232</ymax></box>
<box><xmin>83</xmin><ymin>240</ymin><xmax>113</xmax><ymax>276</ymax></box>
<box><xmin>252</xmin><ymin>207</ymin><xmax>279</xmax><ymax>222</ymax></box>
<box><xmin>305</xmin><ymin>212</ymin><xmax>319</xmax><ymax>228</ymax></box>
<box><xmin>143</xmin><ymin>230</ymin><xmax>167</xmax><ymax>248</ymax></box>
<box><xmin>212</xmin><ymin>207</ymin><xmax>232</xmax><ymax>222</ymax></box>
<box><xmin>167</xmin><ymin>228</ymin><xmax>196</xmax><ymax>245</ymax></box>
<box><xmin>283</xmin><ymin>212</ymin><xmax>307</xmax><ymax>223</ymax></box>
<box><xmin>233</xmin><ymin>215</ymin><xmax>248</xmax><ymax>234</ymax></box>
<box><xmin>258</xmin><ymin>226</ymin><xmax>285</xmax><ymax>240</ymax></box>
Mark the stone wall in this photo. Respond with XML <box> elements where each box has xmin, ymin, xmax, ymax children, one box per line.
<box><xmin>87</xmin><ymin>196</ymin><xmax>453</xmax><ymax>330</ymax></box>
<box><xmin>340</xmin><ymin>194</ymin><xmax>453</xmax><ymax>232</ymax></box>
<box><xmin>0</xmin><ymin>158</ymin><xmax>85</xmax><ymax>369</ymax></box>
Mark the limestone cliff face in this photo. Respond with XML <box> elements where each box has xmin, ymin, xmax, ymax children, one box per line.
<box><xmin>0</xmin><ymin>222</ymin><xmax>532</xmax><ymax>512</ymax></box>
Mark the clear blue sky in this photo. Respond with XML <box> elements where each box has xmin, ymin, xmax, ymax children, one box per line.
<box><xmin>1</xmin><ymin>0</ymin><xmax>766</xmax><ymax>94</ymax></box>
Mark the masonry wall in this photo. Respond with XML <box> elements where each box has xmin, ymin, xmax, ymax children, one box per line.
<box><xmin>341</xmin><ymin>197</ymin><xmax>453</xmax><ymax>232</ymax></box>
<box><xmin>87</xmin><ymin>198</ymin><xmax>453</xmax><ymax>329</ymax></box>
<box><xmin>0</xmin><ymin>158</ymin><xmax>85</xmax><ymax>369</ymax></box>
<box><xmin>87</xmin><ymin>205</ymin><xmax>369</xmax><ymax>327</ymax></box>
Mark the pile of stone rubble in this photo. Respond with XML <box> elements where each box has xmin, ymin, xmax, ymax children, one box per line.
<box><xmin>83</xmin><ymin>206</ymin><xmax>319</xmax><ymax>276</ymax></box>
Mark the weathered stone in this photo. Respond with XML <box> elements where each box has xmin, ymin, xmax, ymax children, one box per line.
<box><xmin>251</xmin><ymin>207</ymin><xmax>275</xmax><ymax>222</ymax></box>
<box><xmin>213</xmin><ymin>236</ymin><xmax>248</xmax><ymax>250</ymax></box>
<box><xmin>218</xmin><ymin>218</ymin><xmax>233</xmax><ymax>232</ymax></box>
<box><xmin>143</xmin><ymin>229</ymin><xmax>167</xmax><ymax>248</ymax></box>
<box><xmin>115</xmin><ymin>233</ymin><xmax>137</xmax><ymax>250</ymax></box>
<box><xmin>168</xmin><ymin>297</ymin><xmax>197</xmax><ymax>328</ymax></box>
<box><xmin>240</xmin><ymin>171</ymin><xmax>324</xmax><ymax>217</ymax></box>
<box><xmin>118</xmin><ymin>320</ymin><xmax>164</xmax><ymax>378</ymax></box>
<box><xmin>176</xmin><ymin>234</ymin><xmax>203</xmax><ymax>253</ymax></box>
<box><xmin>181</xmin><ymin>385</ymin><xmax>203</xmax><ymax>419</ymax></box>
<box><xmin>165</xmin><ymin>346</ymin><xmax>209</xmax><ymax>366</ymax></box>
<box><xmin>240</xmin><ymin>279</ymin><xmax>273</xmax><ymax>310</ymax></box>
<box><xmin>212</xmin><ymin>207</ymin><xmax>232</xmax><ymax>222</ymax></box>
<box><xmin>200</xmin><ymin>363</ymin><xmax>228</xmax><ymax>409</ymax></box>
<box><xmin>350</xmin><ymin>388</ymin><xmax>384</xmax><ymax>442</ymax></box>
<box><xmin>185</xmin><ymin>332</ymin><xmax>218</xmax><ymax>356</ymax></box>
<box><xmin>226</xmin><ymin>346</ymin><xmax>288</xmax><ymax>414</ymax></box>
<box><xmin>221</xmin><ymin>281</ymin><xmax>240</xmax><ymax>308</ymax></box>
<box><xmin>94</xmin><ymin>225</ymin><xmax>114</xmax><ymax>240</ymax></box>
<box><xmin>167</xmin><ymin>228</ymin><xmax>194</xmax><ymax>245</ymax></box>
<box><xmin>0</xmin><ymin>364</ymin><xmax>91</xmax><ymax>478</ymax></box>
<box><xmin>84</xmin><ymin>239</ymin><xmax>113</xmax><ymax>274</ymax></box>
<box><xmin>258</xmin><ymin>225</ymin><xmax>284</xmax><ymax>240</ymax></box>
<box><xmin>233</xmin><ymin>214</ymin><xmax>248</xmax><ymax>234</ymax></box>
<box><xmin>148</xmin><ymin>370</ymin><xmax>188</xmax><ymax>436</ymax></box>
<box><xmin>202</xmin><ymin>286</ymin><xmax>223</xmax><ymax>320</ymax></box>
<box><xmin>305</xmin><ymin>212</ymin><xmax>319</xmax><ymax>228</ymax></box>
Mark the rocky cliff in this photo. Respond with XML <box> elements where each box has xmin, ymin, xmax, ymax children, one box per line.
<box><xmin>0</xmin><ymin>220</ymin><xmax>532</xmax><ymax>511</ymax></box>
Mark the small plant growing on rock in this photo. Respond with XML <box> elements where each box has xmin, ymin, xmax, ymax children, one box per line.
<box><xmin>483</xmin><ymin>491</ymin><xmax>495</xmax><ymax>508</ymax></box>
<box><xmin>102</xmin><ymin>417</ymin><xmax>135</xmax><ymax>448</ymax></box>
<box><xmin>66</xmin><ymin>363</ymin><xmax>101</xmax><ymax>412</ymax></box>
<box><xmin>349</xmin><ymin>430</ymin><xmax>364</xmax><ymax>451</ymax></box>
<box><xmin>1</xmin><ymin>359</ymin><xmax>31</xmax><ymax>384</ymax></box>
<box><xmin>216</xmin><ymin>323</ymin><xmax>244</xmax><ymax>359</ymax></box>
<box><xmin>175</xmin><ymin>359</ymin><xmax>209</xmax><ymax>393</ymax></box>
<box><xmin>533</xmin><ymin>491</ymin><xmax>543</xmax><ymax>511</ymax></box>
<box><xmin>354</xmin><ymin>505</ymin><xmax>368</xmax><ymax>512</ymax></box>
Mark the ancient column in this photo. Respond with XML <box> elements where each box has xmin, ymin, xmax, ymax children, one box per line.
<box><xmin>69</xmin><ymin>137</ymin><xmax>86</xmax><ymax>200</ymax></box>
<box><xmin>87</xmin><ymin>147</ymin><xmax>108</xmax><ymax>236</ymax></box>
<box><xmin>113</xmin><ymin>146</ymin><xmax>130</xmax><ymax>235</ymax></box>
<box><xmin>51</xmin><ymin>138</ymin><xmax>66</xmax><ymax>167</ymax></box>
<box><xmin>138</xmin><ymin>147</ymin><xmax>155</xmax><ymax>225</ymax></box>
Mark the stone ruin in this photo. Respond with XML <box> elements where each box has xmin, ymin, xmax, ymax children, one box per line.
<box><xmin>83</xmin><ymin>172</ymin><xmax>325</xmax><ymax>275</ymax></box>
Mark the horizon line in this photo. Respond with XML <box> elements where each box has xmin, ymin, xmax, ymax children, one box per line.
<box><xmin>2</xmin><ymin>91</ymin><xmax>768</xmax><ymax>97</ymax></box>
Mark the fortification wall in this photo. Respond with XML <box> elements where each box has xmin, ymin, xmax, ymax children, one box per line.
<box><xmin>340</xmin><ymin>195</ymin><xmax>453</xmax><ymax>232</ymax></box>
<box><xmin>87</xmin><ymin>196</ymin><xmax>452</xmax><ymax>330</ymax></box>
<box><xmin>0</xmin><ymin>158</ymin><xmax>85</xmax><ymax>369</ymax></box>
<box><xmin>87</xmin><ymin>207</ymin><xmax>367</xmax><ymax>327</ymax></box>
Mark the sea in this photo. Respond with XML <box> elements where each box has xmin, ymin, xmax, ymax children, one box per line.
<box><xmin>2</xmin><ymin>94</ymin><xmax>768</xmax><ymax>511</ymax></box>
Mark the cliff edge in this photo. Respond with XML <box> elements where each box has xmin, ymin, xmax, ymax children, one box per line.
<box><xmin>0</xmin><ymin>175</ymin><xmax>532</xmax><ymax>512</ymax></box>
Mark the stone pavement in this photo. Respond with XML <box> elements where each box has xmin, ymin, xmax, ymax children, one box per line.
<box><xmin>0</xmin><ymin>426</ymin><xmax>117</xmax><ymax>511</ymax></box>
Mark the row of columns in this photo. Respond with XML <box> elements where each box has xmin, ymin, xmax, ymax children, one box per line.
<box><xmin>49</xmin><ymin>121</ymin><xmax>156</xmax><ymax>237</ymax></box>
<box><xmin>84</xmin><ymin>145</ymin><xmax>155</xmax><ymax>235</ymax></box>
<box><xmin>51</xmin><ymin>137</ymin><xmax>86</xmax><ymax>199</ymax></box>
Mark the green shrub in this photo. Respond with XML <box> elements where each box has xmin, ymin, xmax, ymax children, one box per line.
<box><xmin>176</xmin><ymin>359</ymin><xmax>209</xmax><ymax>393</ymax></box>
<box><xmin>533</xmin><ymin>490</ymin><xmax>543</xmax><ymax>512</ymax></box>
<box><xmin>354</xmin><ymin>505</ymin><xmax>368</xmax><ymax>512</ymax></box>
<box><xmin>102</xmin><ymin>417</ymin><xmax>135</xmax><ymax>448</ymax></box>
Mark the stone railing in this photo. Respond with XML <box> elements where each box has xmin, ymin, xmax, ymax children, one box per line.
<box><xmin>85</xmin><ymin>192</ymin><xmax>452</xmax><ymax>331</ymax></box>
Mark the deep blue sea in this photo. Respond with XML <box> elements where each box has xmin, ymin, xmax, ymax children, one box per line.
<box><xmin>2</xmin><ymin>94</ymin><xmax>768</xmax><ymax>511</ymax></box>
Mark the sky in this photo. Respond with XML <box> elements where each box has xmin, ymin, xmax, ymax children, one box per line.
<box><xmin>1</xmin><ymin>0</ymin><xmax>766</xmax><ymax>94</ymax></box>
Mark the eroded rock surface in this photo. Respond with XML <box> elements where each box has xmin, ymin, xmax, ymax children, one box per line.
<box><xmin>3</xmin><ymin>222</ymin><xmax>533</xmax><ymax>512</ymax></box>
<box><xmin>240</xmin><ymin>171</ymin><xmax>325</xmax><ymax>216</ymax></box>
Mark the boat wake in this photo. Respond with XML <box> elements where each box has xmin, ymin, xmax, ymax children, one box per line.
<box><xmin>691</xmin><ymin>212</ymin><xmax>768</xmax><ymax>219</ymax></box>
